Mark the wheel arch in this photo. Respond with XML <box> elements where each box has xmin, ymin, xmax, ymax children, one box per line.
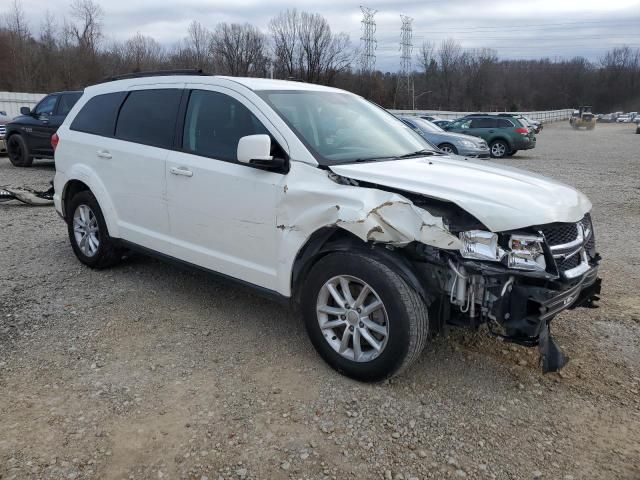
<box><xmin>60</xmin><ymin>170</ymin><xmax>120</xmax><ymax>237</ymax></box>
<box><xmin>289</xmin><ymin>226</ymin><xmax>432</xmax><ymax>307</ymax></box>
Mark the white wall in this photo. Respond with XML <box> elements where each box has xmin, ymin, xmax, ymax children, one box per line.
<box><xmin>0</xmin><ymin>91</ymin><xmax>47</xmax><ymax>119</ymax></box>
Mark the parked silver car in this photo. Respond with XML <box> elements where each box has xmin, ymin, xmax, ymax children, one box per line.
<box><xmin>400</xmin><ymin>116</ymin><xmax>490</xmax><ymax>158</ymax></box>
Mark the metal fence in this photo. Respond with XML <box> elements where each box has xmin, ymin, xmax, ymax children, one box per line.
<box><xmin>0</xmin><ymin>91</ymin><xmax>47</xmax><ymax>118</ymax></box>
<box><xmin>389</xmin><ymin>109</ymin><xmax>574</xmax><ymax>123</ymax></box>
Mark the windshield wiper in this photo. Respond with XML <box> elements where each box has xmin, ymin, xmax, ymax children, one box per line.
<box><xmin>396</xmin><ymin>149</ymin><xmax>439</xmax><ymax>158</ymax></box>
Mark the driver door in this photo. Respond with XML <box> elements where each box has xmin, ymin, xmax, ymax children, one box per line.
<box><xmin>166</xmin><ymin>87</ymin><xmax>288</xmax><ymax>291</ymax></box>
<box><xmin>23</xmin><ymin>94</ymin><xmax>58</xmax><ymax>156</ymax></box>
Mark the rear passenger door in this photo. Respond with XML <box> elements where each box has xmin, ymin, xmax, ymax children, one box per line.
<box><xmin>68</xmin><ymin>86</ymin><xmax>182</xmax><ymax>252</ymax></box>
<box><xmin>469</xmin><ymin>117</ymin><xmax>497</xmax><ymax>142</ymax></box>
<box><xmin>166</xmin><ymin>87</ymin><xmax>288</xmax><ymax>291</ymax></box>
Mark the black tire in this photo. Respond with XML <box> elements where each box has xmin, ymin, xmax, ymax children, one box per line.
<box><xmin>438</xmin><ymin>143</ymin><xmax>458</xmax><ymax>155</ymax></box>
<box><xmin>66</xmin><ymin>190</ymin><xmax>122</xmax><ymax>269</ymax></box>
<box><xmin>301</xmin><ymin>251</ymin><xmax>429</xmax><ymax>382</ymax></box>
<box><xmin>7</xmin><ymin>135</ymin><xmax>33</xmax><ymax>167</ymax></box>
<box><xmin>489</xmin><ymin>140</ymin><xmax>509</xmax><ymax>158</ymax></box>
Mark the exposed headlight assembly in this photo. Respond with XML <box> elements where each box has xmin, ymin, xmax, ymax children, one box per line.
<box><xmin>508</xmin><ymin>234</ymin><xmax>546</xmax><ymax>272</ymax></box>
<box><xmin>459</xmin><ymin>231</ymin><xmax>546</xmax><ymax>272</ymax></box>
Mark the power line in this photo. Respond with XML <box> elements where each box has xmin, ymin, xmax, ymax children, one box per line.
<box><xmin>359</xmin><ymin>6</ymin><xmax>377</xmax><ymax>74</ymax></box>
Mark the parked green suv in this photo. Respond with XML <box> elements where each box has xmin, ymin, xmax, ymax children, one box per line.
<box><xmin>445</xmin><ymin>114</ymin><xmax>536</xmax><ymax>158</ymax></box>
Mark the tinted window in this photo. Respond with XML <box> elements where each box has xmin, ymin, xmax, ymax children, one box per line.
<box><xmin>183</xmin><ymin>90</ymin><xmax>269</xmax><ymax>161</ymax></box>
<box><xmin>470</xmin><ymin>117</ymin><xmax>497</xmax><ymax>128</ymax></box>
<box><xmin>57</xmin><ymin>93</ymin><xmax>82</xmax><ymax>116</ymax></box>
<box><xmin>70</xmin><ymin>92</ymin><xmax>127</xmax><ymax>137</ymax></box>
<box><xmin>115</xmin><ymin>89</ymin><xmax>182</xmax><ymax>148</ymax></box>
<box><xmin>497</xmin><ymin>119</ymin><xmax>515</xmax><ymax>128</ymax></box>
<box><xmin>34</xmin><ymin>95</ymin><xmax>58</xmax><ymax>116</ymax></box>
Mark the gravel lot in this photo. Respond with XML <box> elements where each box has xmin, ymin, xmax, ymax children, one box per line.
<box><xmin>1</xmin><ymin>121</ymin><xmax>639</xmax><ymax>480</ymax></box>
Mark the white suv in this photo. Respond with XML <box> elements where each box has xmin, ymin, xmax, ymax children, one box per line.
<box><xmin>54</xmin><ymin>73</ymin><xmax>601</xmax><ymax>381</ymax></box>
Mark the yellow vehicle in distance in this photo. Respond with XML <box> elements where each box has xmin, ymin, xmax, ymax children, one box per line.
<box><xmin>570</xmin><ymin>105</ymin><xmax>596</xmax><ymax>130</ymax></box>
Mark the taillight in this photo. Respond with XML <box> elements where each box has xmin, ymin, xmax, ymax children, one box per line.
<box><xmin>515</xmin><ymin>127</ymin><xmax>529</xmax><ymax>135</ymax></box>
<box><xmin>51</xmin><ymin>132</ymin><xmax>59</xmax><ymax>151</ymax></box>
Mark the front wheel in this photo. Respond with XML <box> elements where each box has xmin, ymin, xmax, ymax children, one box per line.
<box><xmin>490</xmin><ymin>140</ymin><xmax>509</xmax><ymax>158</ymax></box>
<box><xmin>301</xmin><ymin>251</ymin><xmax>429</xmax><ymax>382</ymax></box>
<box><xmin>7</xmin><ymin>135</ymin><xmax>33</xmax><ymax>167</ymax></box>
<box><xmin>438</xmin><ymin>143</ymin><xmax>458</xmax><ymax>155</ymax></box>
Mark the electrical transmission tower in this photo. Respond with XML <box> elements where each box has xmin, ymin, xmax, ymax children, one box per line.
<box><xmin>398</xmin><ymin>14</ymin><xmax>414</xmax><ymax>109</ymax></box>
<box><xmin>360</xmin><ymin>6</ymin><xmax>377</xmax><ymax>74</ymax></box>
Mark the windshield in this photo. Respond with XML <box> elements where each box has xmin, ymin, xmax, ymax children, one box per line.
<box><xmin>408</xmin><ymin>117</ymin><xmax>444</xmax><ymax>133</ymax></box>
<box><xmin>257</xmin><ymin>90</ymin><xmax>433</xmax><ymax>165</ymax></box>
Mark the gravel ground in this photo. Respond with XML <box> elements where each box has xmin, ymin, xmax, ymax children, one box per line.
<box><xmin>1</xmin><ymin>121</ymin><xmax>639</xmax><ymax>480</ymax></box>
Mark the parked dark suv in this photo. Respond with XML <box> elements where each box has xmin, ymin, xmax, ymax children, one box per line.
<box><xmin>445</xmin><ymin>114</ymin><xmax>536</xmax><ymax>158</ymax></box>
<box><xmin>5</xmin><ymin>91</ymin><xmax>82</xmax><ymax>167</ymax></box>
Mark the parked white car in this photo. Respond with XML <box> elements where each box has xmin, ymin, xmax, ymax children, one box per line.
<box><xmin>53</xmin><ymin>73</ymin><xmax>602</xmax><ymax>380</ymax></box>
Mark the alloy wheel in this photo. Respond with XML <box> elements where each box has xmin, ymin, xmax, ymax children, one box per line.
<box><xmin>491</xmin><ymin>142</ymin><xmax>506</xmax><ymax>157</ymax></box>
<box><xmin>73</xmin><ymin>204</ymin><xmax>100</xmax><ymax>257</ymax></box>
<box><xmin>316</xmin><ymin>275</ymin><xmax>389</xmax><ymax>362</ymax></box>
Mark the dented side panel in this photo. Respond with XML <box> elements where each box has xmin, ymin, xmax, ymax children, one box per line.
<box><xmin>274</xmin><ymin>162</ymin><xmax>461</xmax><ymax>296</ymax></box>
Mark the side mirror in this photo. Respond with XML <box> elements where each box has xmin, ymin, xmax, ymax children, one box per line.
<box><xmin>237</xmin><ymin>134</ymin><xmax>274</xmax><ymax>166</ymax></box>
<box><xmin>20</xmin><ymin>106</ymin><xmax>31</xmax><ymax>115</ymax></box>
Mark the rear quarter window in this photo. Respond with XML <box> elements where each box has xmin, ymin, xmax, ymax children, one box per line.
<box><xmin>497</xmin><ymin>119</ymin><xmax>515</xmax><ymax>128</ymax></box>
<box><xmin>57</xmin><ymin>93</ymin><xmax>83</xmax><ymax>116</ymax></box>
<box><xmin>115</xmin><ymin>89</ymin><xmax>182</xmax><ymax>148</ymax></box>
<box><xmin>70</xmin><ymin>92</ymin><xmax>127</xmax><ymax>137</ymax></box>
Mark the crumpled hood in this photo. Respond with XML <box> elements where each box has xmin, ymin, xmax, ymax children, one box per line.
<box><xmin>329</xmin><ymin>155</ymin><xmax>592</xmax><ymax>232</ymax></box>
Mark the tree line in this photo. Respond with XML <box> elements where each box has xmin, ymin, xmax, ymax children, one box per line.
<box><xmin>1</xmin><ymin>0</ymin><xmax>638</xmax><ymax>113</ymax></box>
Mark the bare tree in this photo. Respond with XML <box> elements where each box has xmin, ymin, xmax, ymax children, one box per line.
<box><xmin>269</xmin><ymin>9</ymin><xmax>300</xmax><ymax>79</ymax></box>
<box><xmin>438</xmin><ymin>39</ymin><xmax>463</xmax><ymax>108</ymax></box>
<box><xmin>186</xmin><ymin>20</ymin><xmax>211</xmax><ymax>71</ymax></box>
<box><xmin>69</xmin><ymin>0</ymin><xmax>103</xmax><ymax>54</ymax></box>
<box><xmin>211</xmin><ymin>23</ymin><xmax>268</xmax><ymax>76</ymax></box>
<box><xmin>3</xmin><ymin>0</ymin><xmax>31</xmax><ymax>89</ymax></box>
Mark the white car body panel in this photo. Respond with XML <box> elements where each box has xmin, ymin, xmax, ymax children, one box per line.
<box><xmin>54</xmin><ymin>75</ymin><xmax>593</xmax><ymax>298</ymax></box>
<box><xmin>330</xmin><ymin>156</ymin><xmax>592</xmax><ymax>232</ymax></box>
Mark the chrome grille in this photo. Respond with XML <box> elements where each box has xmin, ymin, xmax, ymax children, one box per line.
<box><xmin>0</xmin><ymin>125</ymin><xmax>6</xmax><ymax>138</ymax></box>
<box><xmin>541</xmin><ymin>214</ymin><xmax>595</xmax><ymax>278</ymax></box>
<box><xmin>540</xmin><ymin>222</ymin><xmax>579</xmax><ymax>247</ymax></box>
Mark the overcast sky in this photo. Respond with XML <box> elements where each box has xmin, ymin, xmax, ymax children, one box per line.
<box><xmin>3</xmin><ymin>0</ymin><xmax>640</xmax><ymax>70</ymax></box>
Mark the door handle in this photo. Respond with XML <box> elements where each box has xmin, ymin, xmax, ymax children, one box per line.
<box><xmin>96</xmin><ymin>150</ymin><xmax>112</xmax><ymax>159</ymax></box>
<box><xmin>169</xmin><ymin>166</ymin><xmax>193</xmax><ymax>177</ymax></box>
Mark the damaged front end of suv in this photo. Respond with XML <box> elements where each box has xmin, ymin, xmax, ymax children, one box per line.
<box><xmin>409</xmin><ymin>202</ymin><xmax>601</xmax><ymax>372</ymax></box>
<box><xmin>317</xmin><ymin>166</ymin><xmax>601</xmax><ymax>374</ymax></box>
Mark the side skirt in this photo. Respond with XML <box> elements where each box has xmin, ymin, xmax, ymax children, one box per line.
<box><xmin>116</xmin><ymin>239</ymin><xmax>292</xmax><ymax>306</ymax></box>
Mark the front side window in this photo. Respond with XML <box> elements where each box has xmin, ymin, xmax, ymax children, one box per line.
<box><xmin>257</xmin><ymin>90</ymin><xmax>431</xmax><ymax>165</ymax></box>
<box><xmin>115</xmin><ymin>89</ymin><xmax>182</xmax><ymax>148</ymax></box>
<box><xmin>34</xmin><ymin>95</ymin><xmax>58</xmax><ymax>116</ymax></box>
<box><xmin>70</xmin><ymin>92</ymin><xmax>127</xmax><ymax>137</ymax></box>
<box><xmin>451</xmin><ymin>119</ymin><xmax>471</xmax><ymax>129</ymax></box>
<box><xmin>182</xmin><ymin>90</ymin><xmax>269</xmax><ymax>161</ymax></box>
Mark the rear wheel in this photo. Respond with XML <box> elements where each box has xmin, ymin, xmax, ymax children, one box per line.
<box><xmin>67</xmin><ymin>190</ymin><xmax>122</xmax><ymax>269</ymax></box>
<box><xmin>438</xmin><ymin>143</ymin><xmax>458</xmax><ymax>155</ymax></box>
<box><xmin>489</xmin><ymin>140</ymin><xmax>508</xmax><ymax>158</ymax></box>
<box><xmin>301</xmin><ymin>251</ymin><xmax>429</xmax><ymax>382</ymax></box>
<box><xmin>7</xmin><ymin>135</ymin><xmax>33</xmax><ymax>167</ymax></box>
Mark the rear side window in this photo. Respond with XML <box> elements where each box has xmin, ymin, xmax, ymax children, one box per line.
<box><xmin>182</xmin><ymin>90</ymin><xmax>269</xmax><ymax>161</ymax></box>
<box><xmin>115</xmin><ymin>89</ymin><xmax>182</xmax><ymax>148</ymax></box>
<box><xmin>57</xmin><ymin>93</ymin><xmax>82</xmax><ymax>116</ymax></box>
<box><xmin>70</xmin><ymin>92</ymin><xmax>127</xmax><ymax>137</ymax></box>
<box><xmin>470</xmin><ymin>117</ymin><xmax>497</xmax><ymax>128</ymax></box>
<box><xmin>497</xmin><ymin>119</ymin><xmax>515</xmax><ymax>128</ymax></box>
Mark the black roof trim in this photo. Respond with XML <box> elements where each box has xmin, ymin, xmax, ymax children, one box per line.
<box><xmin>99</xmin><ymin>69</ymin><xmax>209</xmax><ymax>83</ymax></box>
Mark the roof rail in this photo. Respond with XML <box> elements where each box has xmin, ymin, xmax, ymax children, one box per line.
<box><xmin>99</xmin><ymin>69</ymin><xmax>209</xmax><ymax>83</ymax></box>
